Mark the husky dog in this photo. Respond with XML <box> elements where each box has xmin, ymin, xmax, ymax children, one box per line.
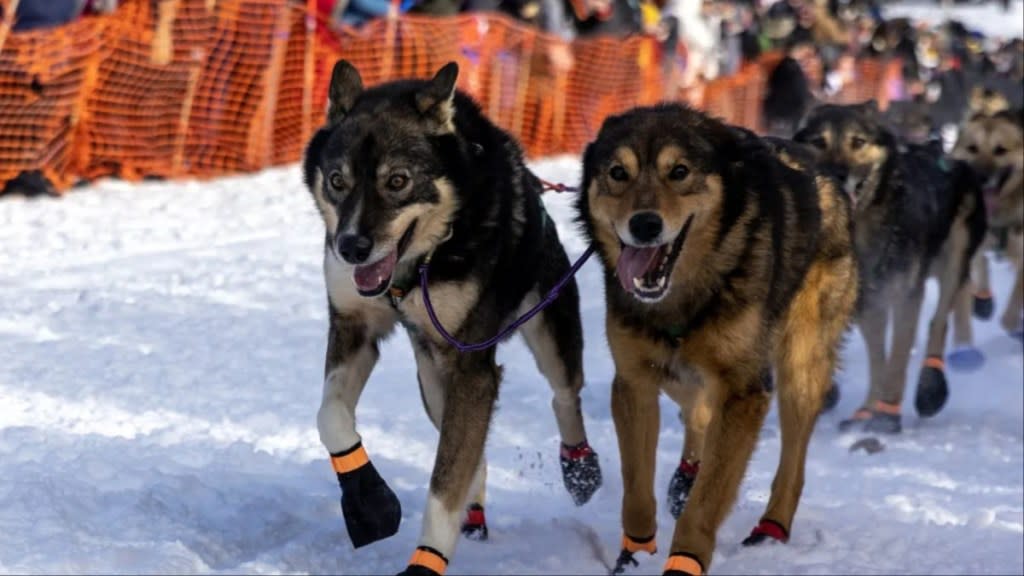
<box><xmin>796</xmin><ymin>101</ymin><xmax>987</xmax><ymax>433</ymax></box>
<box><xmin>302</xmin><ymin>60</ymin><xmax>602</xmax><ymax>575</ymax></box>
<box><xmin>951</xmin><ymin>110</ymin><xmax>1024</xmax><ymax>344</ymax></box>
<box><xmin>576</xmin><ymin>104</ymin><xmax>857</xmax><ymax>575</ymax></box>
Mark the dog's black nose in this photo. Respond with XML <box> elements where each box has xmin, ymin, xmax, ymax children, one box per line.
<box><xmin>338</xmin><ymin>234</ymin><xmax>373</xmax><ymax>264</ymax></box>
<box><xmin>629</xmin><ymin>212</ymin><xmax>663</xmax><ymax>244</ymax></box>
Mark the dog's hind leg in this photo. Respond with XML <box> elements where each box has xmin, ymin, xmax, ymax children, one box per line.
<box><xmin>1000</xmin><ymin>233</ymin><xmax>1024</xmax><ymax>337</ymax></box>
<box><xmin>319</xmin><ymin>310</ymin><xmax>402</xmax><ymax>549</ymax></box>
<box><xmin>970</xmin><ymin>250</ymin><xmax>996</xmax><ymax>320</ymax></box>
<box><xmin>519</xmin><ymin>287</ymin><xmax>602</xmax><ymax>507</ymax></box>
<box><xmin>754</xmin><ymin>259</ymin><xmax>855</xmax><ymax>544</ymax></box>
<box><xmin>874</xmin><ymin>286</ymin><xmax>925</xmax><ymax>428</ymax></box>
<box><xmin>402</xmin><ymin>349</ymin><xmax>500</xmax><ymax>575</ymax></box>
<box><xmin>840</xmin><ymin>304</ymin><xmax>888</xmax><ymax>431</ymax></box>
<box><xmin>952</xmin><ymin>284</ymin><xmax>975</xmax><ymax>349</ymax></box>
<box><xmin>663</xmin><ymin>374</ymin><xmax>709</xmax><ymax>519</ymax></box>
<box><xmin>917</xmin><ymin>226</ymin><xmax>973</xmax><ymax>417</ymax></box>
<box><xmin>412</xmin><ymin>337</ymin><xmax>490</xmax><ymax>542</ymax></box>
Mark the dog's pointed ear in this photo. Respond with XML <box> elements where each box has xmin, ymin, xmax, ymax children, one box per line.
<box><xmin>416</xmin><ymin>62</ymin><xmax>459</xmax><ymax>127</ymax></box>
<box><xmin>328</xmin><ymin>60</ymin><xmax>363</xmax><ymax>124</ymax></box>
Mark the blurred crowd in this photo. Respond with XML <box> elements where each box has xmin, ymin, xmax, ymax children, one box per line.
<box><xmin>310</xmin><ymin>0</ymin><xmax>1023</xmax><ymax>100</ymax></box>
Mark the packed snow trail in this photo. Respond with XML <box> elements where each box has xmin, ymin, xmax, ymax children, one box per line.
<box><xmin>1</xmin><ymin>157</ymin><xmax>1021</xmax><ymax>574</ymax></box>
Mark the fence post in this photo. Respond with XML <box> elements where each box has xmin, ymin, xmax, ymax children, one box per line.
<box><xmin>247</xmin><ymin>1</ymin><xmax>292</xmax><ymax>169</ymax></box>
<box><xmin>0</xmin><ymin>0</ymin><xmax>20</xmax><ymax>55</ymax></box>
<box><xmin>172</xmin><ymin>47</ymin><xmax>204</xmax><ymax>176</ymax></box>
<box><xmin>512</xmin><ymin>31</ymin><xmax>534</xmax><ymax>140</ymax></box>
<box><xmin>302</xmin><ymin>0</ymin><xmax>316</xmax><ymax>144</ymax></box>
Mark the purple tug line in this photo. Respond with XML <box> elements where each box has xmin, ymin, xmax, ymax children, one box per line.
<box><xmin>419</xmin><ymin>179</ymin><xmax>593</xmax><ymax>353</ymax></box>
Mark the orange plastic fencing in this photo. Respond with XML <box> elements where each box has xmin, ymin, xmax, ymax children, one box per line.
<box><xmin>0</xmin><ymin>0</ymin><xmax>901</xmax><ymax>193</ymax></box>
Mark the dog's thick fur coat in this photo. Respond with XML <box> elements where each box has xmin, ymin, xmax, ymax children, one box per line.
<box><xmin>303</xmin><ymin>61</ymin><xmax>600</xmax><ymax>574</ymax></box>
<box><xmin>577</xmin><ymin>104</ymin><xmax>858</xmax><ymax>574</ymax></box>
<box><xmin>796</xmin><ymin>102</ymin><xmax>987</xmax><ymax>425</ymax></box>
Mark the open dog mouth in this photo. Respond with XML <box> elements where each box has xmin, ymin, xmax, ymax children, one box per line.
<box><xmin>983</xmin><ymin>167</ymin><xmax>1013</xmax><ymax>201</ymax></box>
<box><xmin>352</xmin><ymin>220</ymin><xmax>417</xmax><ymax>297</ymax></box>
<box><xmin>615</xmin><ymin>215</ymin><xmax>694</xmax><ymax>302</ymax></box>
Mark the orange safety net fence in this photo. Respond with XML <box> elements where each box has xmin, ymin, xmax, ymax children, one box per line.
<box><xmin>0</xmin><ymin>0</ymin><xmax>902</xmax><ymax>193</ymax></box>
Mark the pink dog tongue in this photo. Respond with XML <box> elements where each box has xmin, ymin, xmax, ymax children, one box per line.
<box><xmin>616</xmin><ymin>245</ymin><xmax>661</xmax><ymax>293</ymax></box>
<box><xmin>353</xmin><ymin>249</ymin><xmax>398</xmax><ymax>293</ymax></box>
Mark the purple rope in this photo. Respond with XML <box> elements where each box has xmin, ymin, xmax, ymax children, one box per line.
<box><xmin>419</xmin><ymin>245</ymin><xmax>595</xmax><ymax>353</ymax></box>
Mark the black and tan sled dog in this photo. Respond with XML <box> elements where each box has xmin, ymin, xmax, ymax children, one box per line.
<box><xmin>302</xmin><ymin>60</ymin><xmax>602</xmax><ymax>575</ymax></box>
<box><xmin>576</xmin><ymin>104</ymin><xmax>858</xmax><ymax>576</ymax></box>
<box><xmin>796</xmin><ymin>102</ymin><xmax>987</xmax><ymax>433</ymax></box>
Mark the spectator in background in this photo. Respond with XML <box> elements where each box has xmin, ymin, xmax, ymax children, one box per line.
<box><xmin>318</xmin><ymin>0</ymin><xmax>408</xmax><ymax>28</ymax></box>
<box><xmin>10</xmin><ymin>0</ymin><xmax>116</xmax><ymax>31</ymax></box>
<box><xmin>463</xmin><ymin>0</ymin><xmax>576</xmax><ymax>72</ymax></box>
<box><xmin>13</xmin><ymin>0</ymin><xmax>85</xmax><ymax>30</ymax></box>
<box><xmin>560</xmin><ymin>0</ymin><xmax>642</xmax><ymax>38</ymax></box>
<box><xmin>662</xmin><ymin>0</ymin><xmax>722</xmax><ymax>87</ymax></box>
<box><xmin>410</xmin><ymin>0</ymin><xmax>460</xmax><ymax>16</ymax></box>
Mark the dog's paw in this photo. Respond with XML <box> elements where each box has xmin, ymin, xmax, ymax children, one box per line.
<box><xmin>663</xmin><ymin>554</ymin><xmax>704</xmax><ymax>576</ymax></box>
<box><xmin>396</xmin><ymin>566</ymin><xmax>441</xmax><ymax>576</ymax></box>
<box><xmin>741</xmin><ymin>519</ymin><xmax>789</xmax><ymax>547</ymax></box>
<box><xmin>560</xmin><ymin>440</ymin><xmax>602</xmax><ymax>506</ymax></box>
<box><xmin>613</xmin><ymin>535</ymin><xmax>657</xmax><ymax>574</ymax></box>
<box><xmin>338</xmin><ymin>459</ymin><xmax>402</xmax><ymax>548</ymax></box>
<box><xmin>947</xmin><ymin>346</ymin><xmax>985</xmax><ymax>372</ymax></box>
<box><xmin>460</xmin><ymin>503</ymin><xmax>488</xmax><ymax>541</ymax></box>
<box><xmin>820</xmin><ymin>382</ymin><xmax>840</xmax><ymax>413</ymax></box>
<box><xmin>863</xmin><ymin>412</ymin><xmax>902</xmax><ymax>434</ymax></box>
<box><xmin>915</xmin><ymin>361</ymin><xmax>949</xmax><ymax>418</ymax></box>
<box><xmin>973</xmin><ymin>294</ymin><xmax>995</xmax><ymax>320</ymax></box>
<box><xmin>838</xmin><ymin>408</ymin><xmax>871</xmax><ymax>432</ymax></box>
<box><xmin>666</xmin><ymin>459</ymin><xmax>699</xmax><ymax>519</ymax></box>
<box><xmin>399</xmin><ymin>547</ymin><xmax>447</xmax><ymax>576</ymax></box>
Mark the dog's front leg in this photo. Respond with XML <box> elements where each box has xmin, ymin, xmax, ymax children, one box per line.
<box><xmin>318</xmin><ymin>309</ymin><xmax>401</xmax><ymax>549</ymax></box>
<box><xmin>607</xmin><ymin>320</ymin><xmax>667</xmax><ymax>574</ymax></box>
<box><xmin>664</xmin><ymin>367</ymin><xmax>770</xmax><ymax>575</ymax></box>
<box><xmin>400</xmin><ymin>348</ymin><xmax>500</xmax><ymax>576</ymax></box>
<box><xmin>1001</xmin><ymin>232</ymin><xmax>1024</xmax><ymax>336</ymax></box>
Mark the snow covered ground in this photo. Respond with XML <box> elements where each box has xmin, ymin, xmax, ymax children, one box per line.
<box><xmin>883</xmin><ymin>0</ymin><xmax>1024</xmax><ymax>38</ymax></box>
<box><xmin>0</xmin><ymin>156</ymin><xmax>1021</xmax><ymax>575</ymax></box>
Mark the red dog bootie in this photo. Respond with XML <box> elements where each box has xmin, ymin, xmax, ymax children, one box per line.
<box><xmin>559</xmin><ymin>440</ymin><xmax>602</xmax><ymax>506</ymax></box>
<box><xmin>741</xmin><ymin>518</ymin><xmax>789</xmax><ymax>546</ymax></box>
<box><xmin>460</xmin><ymin>503</ymin><xmax>488</xmax><ymax>541</ymax></box>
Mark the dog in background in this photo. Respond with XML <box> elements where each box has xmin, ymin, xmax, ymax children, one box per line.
<box><xmin>577</xmin><ymin>104</ymin><xmax>857</xmax><ymax>575</ymax></box>
<box><xmin>951</xmin><ymin>110</ymin><xmax>1024</xmax><ymax>345</ymax></box>
<box><xmin>796</xmin><ymin>101</ymin><xmax>987</xmax><ymax>433</ymax></box>
<box><xmin>303</xmin><ymin>60</ymin><xmax>602</xmax><ymax>575</ymax></box>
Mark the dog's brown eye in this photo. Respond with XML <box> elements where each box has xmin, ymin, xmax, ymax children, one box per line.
<box><xmin>609</xmin><ymin>165</ymin><xmax>629</xmax><ymax>182</ymax></box>
<box><xmin>387</xmin><ymin>174</ymin><xmax>409</xmax><ymax>191</ymax></box>
<box><xmin>669</xmin><ymin>164</ymin><xmax>689</xmax><ymax>181</ymax></box>
<box><xmin>994</xmin><ymin>145</ymin><xmax>1007</xmax><ymax>156</ymax></box>
<box><xmin>967</xmin><ymin>144</ymin><xmax>979</xmax><ymax>154</ymax></box>
<box><xmin>850</xmin><ymin>136</ymin><xmax>866</xmax><ymax>150</ymax></box>
<box><xmin>328</xmin><ymin>171</ymin><xmax>345</xmax><ymax>191</ymax></box>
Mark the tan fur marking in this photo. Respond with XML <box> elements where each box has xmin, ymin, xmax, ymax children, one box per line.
<box><xmin>401</xmin><ymin>281</ymin><xmax>480</xmax><ymax>345</ymax></box>
<box><xmin>391</xmin><ymin>177</ymin><xmax>459</xmax><ymax>261</ymax></box>
<box><xmin>614</xmin><ymin>146</ymin><xmax>640</xmax><ymax>180</ymax></box>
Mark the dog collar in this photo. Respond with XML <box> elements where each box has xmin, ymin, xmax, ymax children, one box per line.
<box><xmin>387</xmin><ymin>226</ymin><xmax>454</xmax><ymax>308</ymax></box>
<box><xmin>388</xmin><ymin>261</ymin><xmax>421</xmax><ymax>307</ymax></box>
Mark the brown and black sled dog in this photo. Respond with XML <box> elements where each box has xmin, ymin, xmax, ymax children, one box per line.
<box><xmin>575</xmin><ymin>104</ymin><xmax>858</xmax><ymax>575</ymax></box>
